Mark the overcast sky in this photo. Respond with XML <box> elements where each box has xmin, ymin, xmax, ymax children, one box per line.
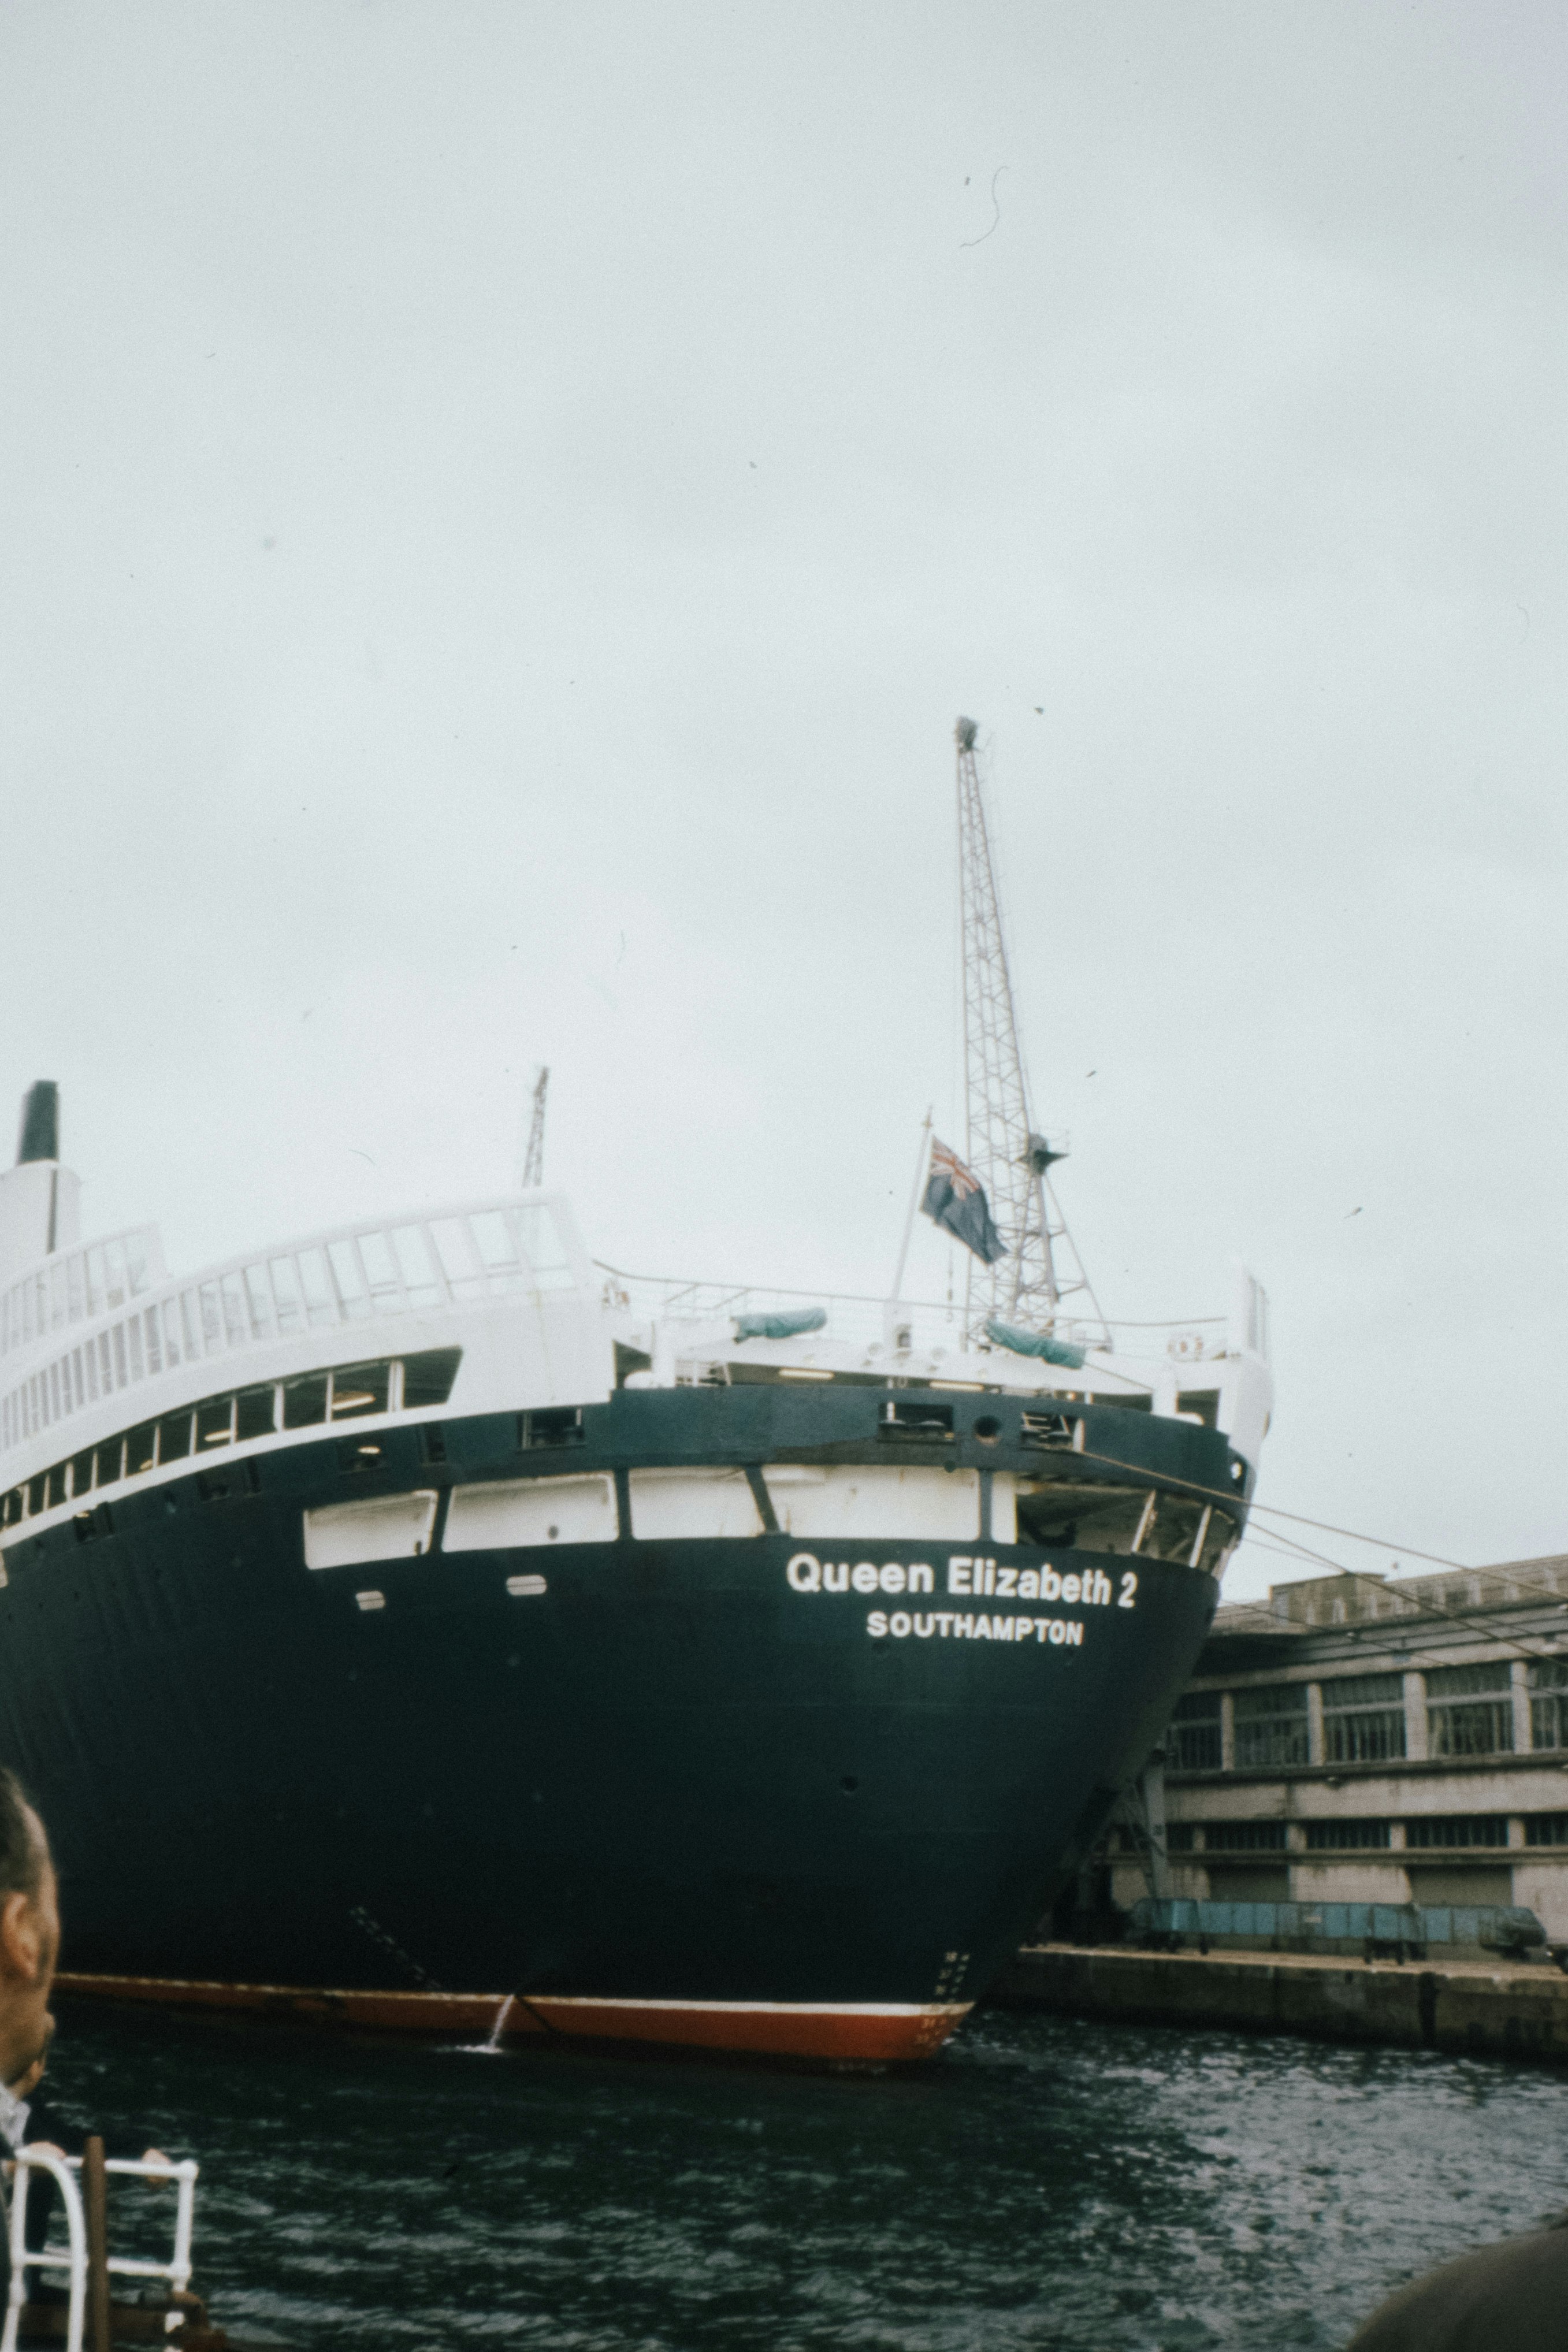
<box><xmin>2</xmin><ymin>3</ymin><xmax>1565</xmax><ymax>1602</ymax></box>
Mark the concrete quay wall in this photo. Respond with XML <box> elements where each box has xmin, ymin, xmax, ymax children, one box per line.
<box><xmin>990</xmin><ymin>1942</ymin><xmax>1568</xmax><ymax>2064</ymax></box>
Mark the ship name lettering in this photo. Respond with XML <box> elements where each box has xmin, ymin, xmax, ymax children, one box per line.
<box><xmin>947</xmin><ymin>1558</ymin><xmax>1112</xmax><ymax>1607</ymax></box>
<box><xmin>867</xmin><ymin>1610</ymin><xmax>1084</xmax><ymax>1648</ymax></box>
<box><xmin>786</xmin><ymin>1552</ymin><xmax>934</xmax><ymax>1597</ymax></box>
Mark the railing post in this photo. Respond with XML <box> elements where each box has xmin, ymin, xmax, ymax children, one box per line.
<box><xmin>81</xmin><ymin>2137</ymin><xmax>110</xmax><ymax>2352</ymax></box>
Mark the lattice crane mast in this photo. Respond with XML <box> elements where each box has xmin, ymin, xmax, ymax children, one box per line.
<box><xmin>955</xmin><ymin>717</ymin><xmax>1107</xmax><ymax>1348</ymax></box>
<box><xmin>522</xmin><ymin>1066</ymin><xmax>549</xmax><ymax>1189</ymax></box>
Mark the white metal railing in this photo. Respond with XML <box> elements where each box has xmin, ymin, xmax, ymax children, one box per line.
<box><xmin>595</xmin><ymin>1264</ymin><xmax>1231</xmax><ymax>1366</ymax></box>
<box><xmin>1</xmin><ymin>1196</ymin><xmax>579</xmax><ymax>1468</ymax></box>
<box><xmin>2</xmin><ymin>2149</ymin><xmax>198</xmax><ymax>2352</ymax></box>
<box><xmin>0</xmin><ymin>1227</ymin><xmax>164</xmax><ymax>1362</ymax></box>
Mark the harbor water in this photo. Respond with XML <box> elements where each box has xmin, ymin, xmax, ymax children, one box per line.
<box><xmin>40</xmin><ymin>1997</ymin><xmax>1568</xmax><ymax>2350</ymax></box>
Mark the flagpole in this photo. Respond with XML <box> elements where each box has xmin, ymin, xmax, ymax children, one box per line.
<box><xmin>886</xmin><ymin>1109</ymin><xmax>934</xmax><ymax>1342</ymax></box>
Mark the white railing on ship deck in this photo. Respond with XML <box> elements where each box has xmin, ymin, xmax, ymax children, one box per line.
<box><xmin>0</xmin><ymin>1224</ymin><xmax>165</xmax><ymax>1361</ymax></box>
<box><xmin>1</xmin><ymin>1198</ymin><xmax>577</xmax><ymax>1463</ymax></box>
<box><xmin>594</xmin><ymin>1263</ymin><xmax>1229</xmax><ymax>1366</ymax></box>
<box><xmin>2</xmin><ymin>2148</ymin><xmax>199</xmax><ymax>2352</ymax></box>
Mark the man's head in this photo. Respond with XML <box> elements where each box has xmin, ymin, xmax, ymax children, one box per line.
<box><xmin>0</xmin><ymin>1771</ymin><xmax>57</xmax><ymax>2091</ymax></box>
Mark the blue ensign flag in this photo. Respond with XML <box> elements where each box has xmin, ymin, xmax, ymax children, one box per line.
<box><xmin>922</xmin><ymin>1138</ymin><xmax>1008</xmax><ymax>1265</ymax></box>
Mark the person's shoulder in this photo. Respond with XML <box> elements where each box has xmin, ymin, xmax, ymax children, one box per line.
<box><xmin>1348</xmin><ymin>2219</ymin><xmax>1568</xmax><ymax>2351</ymax></box>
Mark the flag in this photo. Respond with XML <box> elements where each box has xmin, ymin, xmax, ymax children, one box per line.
<box><xmin>922</xmin><ymin>1138</ymin><xmax>1008</xmax><ymax>1265</ymax></box>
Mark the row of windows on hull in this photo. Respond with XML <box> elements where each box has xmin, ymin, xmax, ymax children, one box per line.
<box><xmin>1170</xmin><ymin>1660</ymin><xmax>1568</xmax><ymax>1770</ymax></box>
<box><xmin>302</xmin><ymin>1462</ymin><xmax>1239</xmax><ymax>1570</ymax></box>
<box><xmin>1137</xmin><ymin>1815</ymin><xmax>1555</xmax><ymax>1856</ymax></box>
<box><xmin>0</xmin><ymin>1348</ymin><xmax>462</xmax><ymax>1530</ymax></box>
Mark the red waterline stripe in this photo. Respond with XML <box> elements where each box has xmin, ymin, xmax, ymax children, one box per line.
<box><xmin>53</xmin><ymin>1974</ymin><xmax>971</xmax><ymax>2061</ymax></box>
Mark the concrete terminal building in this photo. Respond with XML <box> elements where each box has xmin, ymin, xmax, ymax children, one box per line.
<box><xmin>1114</xmin><ymin>1562</ymin><xmax>1568</xmax><ymax>1942</ymax></box>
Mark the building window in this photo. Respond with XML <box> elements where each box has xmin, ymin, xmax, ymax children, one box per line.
<box><xmin>1164</xmin><ymin>1823</ymin><xmax>1197</xmax><ymax>1853</ymax></box>
<box><xmin>1524</xmin><ymin>1814</ymin><xmax>1568</xmax><ymax>1847</ymax></box>
<box><xmin>1203</xmin><ymin>1820</ymin><xmax>1288</xmax><ymax>1852</ymax></box>
<box><xmin>1168</xmin><ymin>1690</ymin><xmax>1222</xmax><ymax>1772</ymax></box>
<box><xmin>1232</xmin><ymin>1683</ymin><xmax>1309</xmax><ymax>1769</ymax></box>
<box><xmin>1404</xmin><ymin>1815</ymin><xmax>1508</xmax><ymax>1849</ymax></box>
<box><xmin>1425</xmin><ymin>1663</ymin><xmax>1513</xmax><ymax>1758</ymax></box>
<box><xmin>1303</xmin><ymin>1819</ymin><xmax>1391</xmax><ymax>1850</ymax></box>
<box><xmin>1322</xmin><ymin>1673</ymin><xmax>1406</xmax><ymax>1763</ymax></box>
<box><xmin>1529</xmin><ymin>1659</ymin><xmax>1568</xmax><ymax>1752</ymax></box>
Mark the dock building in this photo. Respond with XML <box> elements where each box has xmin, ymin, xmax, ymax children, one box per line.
<box><xmin>1116</xmin><ymin>1562</ymin><xmax>1568</xmax><ymax>1942</ymax></box>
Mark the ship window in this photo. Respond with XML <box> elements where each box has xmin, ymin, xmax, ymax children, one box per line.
<box><xmin>1143</xmin><ymin>1496</ymin><xmax>1209</xmax><ymax>1565</ymax></box>
<box><xmin>1323</xmin><ymin>1673</ymin><xmax>1407</xmax><ymax>1763</ymax></box>
<box><xmin>283</xmin><ymin>1373</ymin><xmax>329</xmax><ymax>1429</ymax></box>
<box><xmin>1</xmin><ymin>1489</ymin><xmax>21</xmax><ymax>1528</ymax></box>
<box><xmin>514</xmin><ymin>1205</ymin><xmax>574</xmax><ymax>1291</ymax></box>
<box><xmin>1528</xmin><ymin>1658</ymin><xmax>1568</xmax><ymax>1752</ymax></box>
<box><xmin>70</xmin><ymin>1450</ymin><xmax>94</xmax><ymax>1499</ymax></box>
<box><xmin>161</xmin><ymin>1300</ymin><xmax>183</xmax><ymax>1369</ymax></box>
<box><xmin>879</xmin><ymin>1399</ymin><xmax>954</xmax><ymax>1439</ymax></box>
<box><xmin>1198</xmin><ymin>1511</ymin><xmax>1239</xmax><ymax>1576</ymax></box>
<box><xmin>243</xmin><ymin>1264</ymin><xmax>273</xmax><ymax>1339</ymax></box>
<box><xmin>269</xmin><ymin>1258</ymin><xmax>303</xmax><ymax>1335</ymax></box>
<box><xmin>297</xmin><ymin>1248</ymin><xmax>336</xmax><ymax>1330</ymax></box>
<box><xmin>330</xmin><ymin>1363</ymin><xmax>390</xmax><ymax>1419</ymax></box>
<box><xmin>470</xmin><ymin>1210</ymin><xmax>522</xmax><ymax>1281</ymax></box>
<box><xmin>400</xmin><ymin>1348</ymin><xmax>462</xmax><ymax>1409</ymax></box>
<box><xmin>197</xmin><ymin>1397</ymin><xmax>236</xmax><ymax>1450</ymax></box>
<box><xmin>25</xmin><ymin>1477</ymin><xmax>45</xmax><ymax>1517</ymax></box>
<box><xmin>519</xmin><ymin>1407</ymin><xmax>584</xmax><ymax>1450</ymax></box>
<box><xmin>429</xmin><ymin>1218</ymin><xmax>481</xmax><ymax>1298</ymax></box>
<box><xmin>218</xmin><ymin>1272</ymin><xmax>246</xmax><ymax>1347</ymax></box>
<box><xmin>1168</xmin><ymin>1690</ymin><xmax>1222</xmax><ymax>1773</ymax></box>
<box><xmin>1232</xmin><ymin>1683</ymin><xmax>1310</xmax><ymax>1769</ymax></box>
<box><xmin>1426</xmin><ymin>1662</ymin><xmax>1513</xmax><ymax>1758</ymax></box>
<box><xmin>158</xmin><ymin>1412</ymin><xmax>193</xmax><ymax>1465</ymax></box>
<box><xmin>389</xmin><ymin>1227</ymin><xmax>440</xmax><ymax>1307</ymax></box>
<box><xmin>195</xmin><ymin>1283</ymin><xmax>220</xmax><ymax>1353</ymax></box>
<box><xmin>339</xmin><ymin>1436</ymin><xmax>385</xmax><ymax>1472</ymax></box>
<box><xmin>127</xmin><ymin>1422</ymin><xmax>158</xmax><ymax>1477</ymax></box>
<box><xmin>1015</xmin><ymin>1480</ymin><xmax>1149</xmax><ymax>1554</ymax></box>
<box><xmin>236</xmin><ymin>1384</ymin><xmax>278</xmax><ymax>1443</ymax></box>
<box><xmin>328</xmin><ymin>1240</ymin><xmax>370</xmax><ymax>1322</ymax></box>
<box><xmin>95</xmin><ymin>1439</ymin><xmax>124</xmax><ymax>1488</ymax></box>
<box><xmin>358</xmin><ymin>1231</ymin><xmax>402</xmax><ymax>1311</ymax></box>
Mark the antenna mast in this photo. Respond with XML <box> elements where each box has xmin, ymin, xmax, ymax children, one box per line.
<box><xmin>522</xmin><ymin>1066</ymin><xmax>549</xmax><ymax>1188</ymax></box>
<box><xmin>954</xmin><ymin>717</ymin><xmax>1106</xmax><ymax>1347</ymax></box>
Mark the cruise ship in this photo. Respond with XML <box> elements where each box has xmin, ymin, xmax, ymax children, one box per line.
<box><xmin>0</xmin><ymin>1083</ymin><xmax>1271</xmax><ymax>2063</ymax></box>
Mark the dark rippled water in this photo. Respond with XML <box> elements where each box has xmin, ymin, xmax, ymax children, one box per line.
<box><xmin>35</xmin><ymin>1998</ymin><xmax>1568</xmax><ymax>2350</ymax></box>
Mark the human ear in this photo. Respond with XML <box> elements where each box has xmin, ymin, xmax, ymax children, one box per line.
<box><xmin>0</xmin><ymin>1891</ymin><xmax>42</xmax><ymax>1985</ymax></box>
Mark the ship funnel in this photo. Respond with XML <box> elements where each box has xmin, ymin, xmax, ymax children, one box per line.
<box><xmin>17</xmin><ymin>1082</ymin><xmax>59</xmax><ymax>1166</ymax></box>
<box><xmin>0</xmin><ymin>1082</ymin><xmax>81</xmax><ymax>1287</ymax></box>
